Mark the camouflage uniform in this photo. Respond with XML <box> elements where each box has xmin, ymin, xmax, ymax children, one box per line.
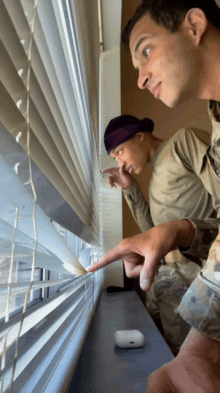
<box><xmin>178</xmin><ymin>228</ymin><xmax>220</xmax><ymax>341</ymax></box>
<box><xmin>178</xmin><ymin>101</ymin><xmax>220</xmax><ymax>343</ymax></box>
<box><xmin>123</xmin><ymin>119</ymin><xmax>220</xmax><ymax>354</ymax></box>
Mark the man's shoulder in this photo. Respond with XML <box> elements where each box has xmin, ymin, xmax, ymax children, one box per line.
<box><xmin>154</xmin><ymin>128</ymin><xmax>209</xmax><ymax>168</ymax></box>
<box><xmin>172</xmin><ymin>127</ymin><xmax>210</xmax><ymax>149</ymax></box>
<box><xmin>168</xmin><ymin>128</ymin><xmax>210</xmax><ymax>170</ymax></box>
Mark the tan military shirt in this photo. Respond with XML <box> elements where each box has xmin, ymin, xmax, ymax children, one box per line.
<box><xmin>123</xmin><ymin>127</ymin><xmax>219</xmax><ymax>262</ymax></box>
<box><xmin>178</xmin><ymin>101</ymin><xmax>220</xmax><ymax>341</ymax></box>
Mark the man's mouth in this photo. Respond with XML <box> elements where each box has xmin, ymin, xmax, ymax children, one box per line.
<box><xmin>128</xmin><ymin>166</ymin><xmax>133</xmax><ymax>174</ymax></box>
<box><xmin>150</xmin><ymin>82</ymin><xmax>162</xmax><ymax>99</ymax></box>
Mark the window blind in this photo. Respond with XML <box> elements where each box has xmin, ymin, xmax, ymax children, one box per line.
<box><xmin>0</xmin><ymin>0</ymin><xmax>100</xmax><ymax>244</ymax></box>
<box><xmin>0</xmin><ymin>0</ymin><xmax>106</xmax><ymax>392</ymax></box>
<box><xmin>0</xmin><ymin>0</ymin><xmax>123</xmax><ymax>391</ymax></box>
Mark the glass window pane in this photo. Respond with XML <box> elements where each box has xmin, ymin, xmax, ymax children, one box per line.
<box><xmin>0</xmin><ymin>258</ymin><xmax>42</xmax><ymax>322</ymax></box>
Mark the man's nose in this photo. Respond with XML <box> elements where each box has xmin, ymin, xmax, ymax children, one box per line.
<box><xmin>138</xmin><ymin>68</ymin><xmax>150</xmax><ymax>90</ymax></box>
<box><xmin>116</xmin><ymin>157</ymin><xmax>124</xmax><ymax>166</ymax></box>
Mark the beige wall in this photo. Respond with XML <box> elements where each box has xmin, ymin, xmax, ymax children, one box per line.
<box><xmin>121</xmin><ymin>0</ymin><xmax>212</xmax><ymax>238</ymax></box>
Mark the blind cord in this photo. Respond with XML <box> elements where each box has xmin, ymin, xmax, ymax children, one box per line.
<box><xmin>9</xmin><ymin>2</ymin><xmax>39</xmax><ymax>391</ymax></box>
<box><xmin>0</xmin><ymin>208</ymin><xmax>19</xmax><ymax>376</ymax></box>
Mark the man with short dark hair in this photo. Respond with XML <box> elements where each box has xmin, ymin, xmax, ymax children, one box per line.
<box><xmin>88</xmin><ymin>1</ymin><xmax>220</xmax><ymax>391</ymax></box>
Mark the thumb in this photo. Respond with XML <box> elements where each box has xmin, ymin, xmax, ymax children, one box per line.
<box><xmin>119</xmin><ymin>163</ymin><xmax>125</xmax><ymax>175</ymax></box>
<box><xmin>139</xmin><ymin>257</ymin><xmax>156</xmax><ymax>291</ymax></box>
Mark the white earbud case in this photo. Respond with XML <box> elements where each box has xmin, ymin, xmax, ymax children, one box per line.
<box><xmin>114</xmin><ymin>330</ymin><xmax>145</xmax><ymax>348</ymax></box>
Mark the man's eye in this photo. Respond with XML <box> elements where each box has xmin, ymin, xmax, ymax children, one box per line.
<box><xmin>117</xmin><ymin>150</ymin><xmax>122</xmax><ymax>155</ymax></box>
<box><xmin>143</xmin><ymin>47</ymin><xmax>150</xmax><ymax>57</ymax></box>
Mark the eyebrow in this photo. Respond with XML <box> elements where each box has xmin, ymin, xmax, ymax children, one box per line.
<box><xmin>111</xmin><ymin>145</ymin><xmax>122</xmax><ymax>155</ymax></box>
<box><xmin>110</xmin><ymin>147</ymin><xmax>118</xmax><ymax>155</ymax></box>
<box><xmin>134</xmin><ymin>36</ymin><xmax>151</xmax><ymax>56</ymax></box>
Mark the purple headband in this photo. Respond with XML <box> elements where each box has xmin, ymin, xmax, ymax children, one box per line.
<box><xmin>104</xmin><ymin>114</ymin><xmax>154</xmax><ymax>154</ymax></box>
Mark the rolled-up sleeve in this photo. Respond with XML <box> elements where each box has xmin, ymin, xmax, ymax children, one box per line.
<box><xmin>178</xmin><ymin>227</ymin><xmax>220</xmax><ymax>341</ymax></box>
<box><xmin>179</xmin><ymin>217</ymin><xmax>220</xmax><ymax>260</ymax></box>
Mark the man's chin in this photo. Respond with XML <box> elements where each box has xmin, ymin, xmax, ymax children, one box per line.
<box><xmin>134</xmin><ymin>168</ymin><xmax>143</xmax><ymax>175</ymax></box>
<box><xmin>162</xmin><ymin>92</ymin><xmax>190</xmax><ymax>108</ymax></box>
<box><xmin>161</xmin><ymin>96</ymin><xmax>179</xmax><ymax>108</ymax></box>
<box><xmin>160</xmin><ymin>91</ymin><xmax>183</xmax><ymax>108</ymax></box>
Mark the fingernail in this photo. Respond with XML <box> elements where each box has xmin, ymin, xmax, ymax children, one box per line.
<box><xmin>140</xmin><ymin>278</ymin><xmax>149</xmax><ymax>291</ymax></box>
<box><xmin>86</xmin><ymin>266</ymin><xmax>94</xmax><ymax>272</ymax></box>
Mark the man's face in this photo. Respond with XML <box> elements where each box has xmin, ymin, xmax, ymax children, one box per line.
<box><xmin>129</xmin><ymin>13</ymin><xmax>202</xmax><ymax>108</ymax></box>
<box><xmin>110</xmin><ymin>134</ymin><xmax>148</xmax><ymax>175</ymax></box>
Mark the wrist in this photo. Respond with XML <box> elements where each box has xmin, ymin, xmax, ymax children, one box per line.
<box><xmin>174</xmin><ymin>219</ymin><xmax>195</xmax><ymax>248</ymax></box>
<box><xmin>178</xmin><ymin>328</ymin><xmax>220</xmax><ymax>367</ymax></box>
<box><xmin>122</xmin><ymin>179</ymin><xmax>136</xmax><ymax>190</ymax></box>
<box><xmin>149</xmin><ymin>220</ymin><xmax>195</xmax><ymax>258</ymax></box>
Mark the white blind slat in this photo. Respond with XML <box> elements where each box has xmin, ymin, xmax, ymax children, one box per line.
<box><xmin>0</xmin><ymin>274</ymin><xmax>93</xmax><ymax>356</ymax></box>
<box><xmin>0</xmin><ymin>155</ymin><xmax>86</xmax><ymax>276</ymax></box>
<box><xmin>0</xmin><ymin>11</ymin><xmax>92</xmax><ymax>214</ymax></box>
<box><xmin>0</xmin><ymin>84</ymin><xmax>90</xmax><ymax>225</ymax></box>
<box><xmin>0</xmin><ymin>285</ymin><xmax>95</xmax><ymax>392</ymax></box>
<box><xmin>0</xmin><ymin>278</ymin><xmax>75</xmax><ymax>298</ymax></box>
<box><xmin>1</xmin><ymin>0</ymin><xmax>100</xmax><ymax>236</ymax></box>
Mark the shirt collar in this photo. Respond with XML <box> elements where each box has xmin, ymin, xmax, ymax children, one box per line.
<box><xmin>208</xmin><ymin>100</ymin><xmax>220</xmax><ymax>145</ymax></box>
<box><xmin>208</xmin><ymin>100</ymin><xmax>220</xmax><ymax>123</ymax></box>
<box><xmin>150</xmin><ymin>139</ymin><xmax>167</xmax><ymax>166</ymax></box>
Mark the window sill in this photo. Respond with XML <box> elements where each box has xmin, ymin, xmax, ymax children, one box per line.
<box><xmin>69</xmin><ymin>289</ymin><xmax>173</xmax><ymax>393</ymax></box>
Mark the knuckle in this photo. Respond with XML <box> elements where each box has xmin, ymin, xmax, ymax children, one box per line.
<box><xmin>126</xmin><ymin>270</ymin><xmax>133</xmax><ymax>278</ymax></box>
<box><xmin>120</xmin><ymin>238</ymin><xmax>130</xmax><ymax>249</ymax></box>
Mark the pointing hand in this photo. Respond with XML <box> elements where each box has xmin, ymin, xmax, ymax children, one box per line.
<box><xmin>101</xmin><ymin>164</ymin><xmax>134</xmax><ymax>189</ymax></box>
<box><xmin>87</xmin><ymin>220</ymin><xmax>195</xmax><ymax>291</ymax></box>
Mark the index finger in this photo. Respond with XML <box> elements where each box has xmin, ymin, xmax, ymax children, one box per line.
<box><xmin>101</xmin><ymin>167</ymin><xmax>118</xmax><ymax>175</ymax></box>
<box><xmin>86</xmin><ymin>245</ymin><xmax>123</xmax><ymax>273</ymax></box>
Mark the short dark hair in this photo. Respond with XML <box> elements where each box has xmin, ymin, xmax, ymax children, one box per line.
<box><xmin>122</xmin><ymin>0</ymin><xmax>220</xmax><ymax>50</ymax></box>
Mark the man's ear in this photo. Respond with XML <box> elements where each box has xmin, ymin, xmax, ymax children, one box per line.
<box><xmin>135</xmin><ymin>132</ymin><xmax>145</xmax><ymax>142</ymax></box>
<box><xmin>184</xmin><ymin>8</ymin><xmax>208</xmax><ymax>45</ymax></box>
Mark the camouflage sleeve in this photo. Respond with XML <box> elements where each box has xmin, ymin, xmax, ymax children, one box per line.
<box><xmin>178</xmin><ymin>227</ymin><xmax>220</xmax><ymax>341</ymax></box>
<box><xmin>179</xmin><ymin>217</ymin><xmax>220</xmax><ymax>260</ymax></box>
<box><xmin>123</xmin><ymin>181</ymin><xmax>154</xmax><ymax>232</ymax></box>
<box><xmin>208</xmin><ymin>143</ymin><xmax>220</xmax><ymax>178</ymax></box>
<box><xmin>208</xmin><ymin>100</ymin><xmax>220</xmax><ymax>176</ymax></box>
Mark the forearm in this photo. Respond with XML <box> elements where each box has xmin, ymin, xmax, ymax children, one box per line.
<box><xmin>178</xmin><ymin>328</ymin><xmax>220</xmax><ymax>367</ymax></box>
<box><xmin>123</xmin><ymin>182</ymin><xmax>154</xmax><ymax>232</ymax></box>
<box><xmin>131</xmin><ymin>219</ymin><xmax>195</xmax><ymax>262</ymax></box>
<box><xmin>148</xmin><ymin>219</ymin><xmax>195</xmax><ymax>252</ymax></box>
<box><xmin>147</xmin><ymin>327</ymin><xmax>220</xmax><ymax>392</ymax></box>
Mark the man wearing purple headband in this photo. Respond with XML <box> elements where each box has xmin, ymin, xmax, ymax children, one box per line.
<box><xmin>102</xmin><ymin>113</ymin><xmax>217</xmax><ymax>355</ymax></box>
<box><xmin>88</xmin><ymin>1</ymin><xmax>220</xmax><ymax>391</ymax></box>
